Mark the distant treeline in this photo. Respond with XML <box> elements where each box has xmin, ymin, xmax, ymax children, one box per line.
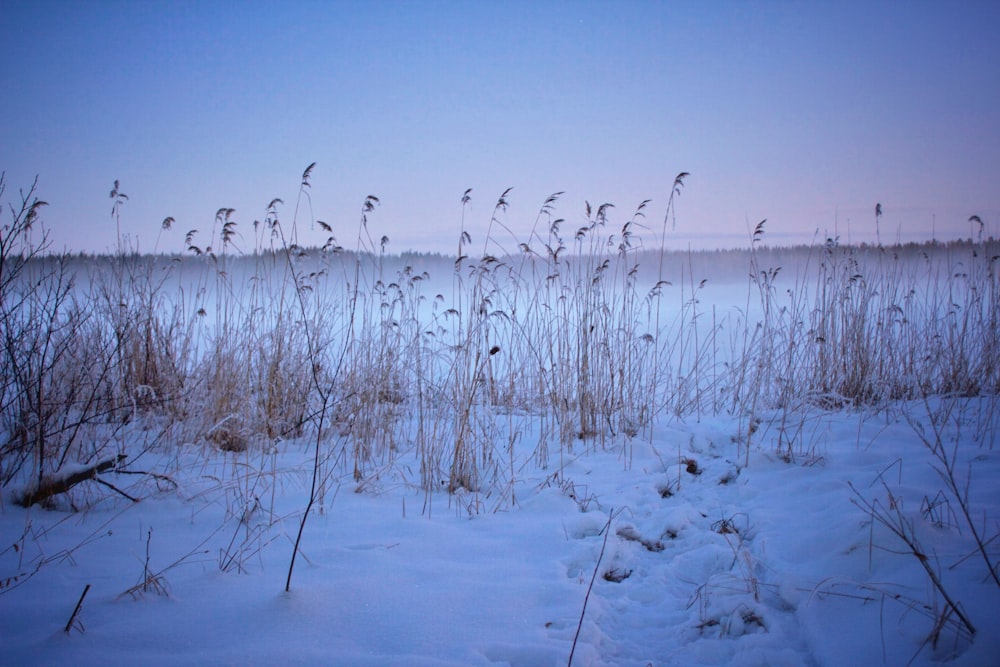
<box><xmin>49</xmin><ymin>236</ymin><xmax>998</xmax><ymax>288</ymax></box>
<box><xmin>59</xmin><ymin>236</ymin><xmax>995</xmax><ymax>261</ymax></box>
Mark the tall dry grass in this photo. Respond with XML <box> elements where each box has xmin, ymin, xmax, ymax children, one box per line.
<box><xmin>1</xmin><ymin>169</ymin><xmax>997</xmax><ymax>512</ymax></box>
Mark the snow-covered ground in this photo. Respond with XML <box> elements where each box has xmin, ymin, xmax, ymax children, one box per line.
<box><xmin>3</xmin><ymin>396</ymin><xmax>998</xmax><ymax>666</ymax></box>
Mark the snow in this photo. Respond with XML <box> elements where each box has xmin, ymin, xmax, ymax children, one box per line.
<box><xmin>2</xmin><ymin>398</ymin><xmax>998</xmax><ymax>666</ymax></box>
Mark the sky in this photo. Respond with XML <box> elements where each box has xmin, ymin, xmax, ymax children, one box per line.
<box><xmin>2</xmin><ymin>0</ymin><xmax>999</xmax><ymax>255</ymax></box>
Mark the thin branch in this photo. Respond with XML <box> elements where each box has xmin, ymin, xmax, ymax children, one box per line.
<box><xmin>568</xmin><ymin>508</ymin><xmax>614</xmax><ymax>667</ymax></box>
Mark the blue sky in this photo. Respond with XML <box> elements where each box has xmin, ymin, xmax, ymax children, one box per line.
<box><xmin>3</xmin><ymin>0</ymin><xmax>999</xmax><ymax>254</ymax></box>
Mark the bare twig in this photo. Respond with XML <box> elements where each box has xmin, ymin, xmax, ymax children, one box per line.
<box><xmin>850</xmin><ymin>481</ymin><xmax>976</xmax><ymax>639</ymax></box>
<box><xmin>64</xmin><ymin>584</ymin><xmax>91</xmax><ymax>634</ymax></box>
<box><xmin>568</xmin><ymin>508</ymin><xmax>614</xmax><ymax>667</ymax></box>
<box><xmin>909</xmin><ymin>398</ymin><xmax>1000</xmax><ymax>589</ymax></box>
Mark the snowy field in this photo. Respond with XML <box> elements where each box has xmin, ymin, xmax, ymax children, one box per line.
<box><xmin>2</xmin><ymin>398</ymin><xmax>999</xmax><ymax>666</ymax></box>
<box><xmin>2</xmin><ymin>183</ymin><xmax>999</xmax><ymax>665</ymax></box>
